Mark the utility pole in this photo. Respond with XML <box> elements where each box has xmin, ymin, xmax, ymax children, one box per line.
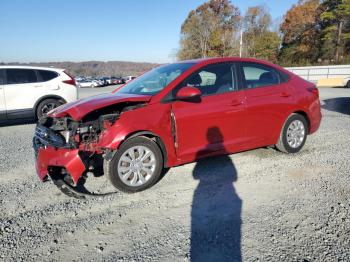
<box><xmin>239</xmin><ymin>29</ymin><xmax>243</xmax><ymax>58</ymax></box>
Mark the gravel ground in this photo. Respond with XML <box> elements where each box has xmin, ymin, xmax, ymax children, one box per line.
<box><xmin>0</xmin><ymin>87</ymin><xmax>349</xmax><ymax>261</ymax></box>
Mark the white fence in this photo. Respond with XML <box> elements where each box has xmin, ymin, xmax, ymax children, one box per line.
<box><xmin>285</xmin><ymin>65</ymin><xmax>350</xmax><ymax>83</ymax></box>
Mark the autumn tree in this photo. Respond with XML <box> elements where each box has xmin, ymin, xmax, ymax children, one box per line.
<box><xmin>177</xmin><ymin>0</ymin><xmax>241</xmax><ymax>60</ymax></box>
<box><xmin>318</xmin><ymin>0</ymin><xmax>350</xmax><ymax>62</ymax></box>
<box><xmin>279</xmin><ymin>0</ymin><xmax>320</xmax><ymax>66</ymax></box>
<box><xmin>242</xmin><ymin>6</ymin><xmax>281</xmax><ymax>62</ymax></box>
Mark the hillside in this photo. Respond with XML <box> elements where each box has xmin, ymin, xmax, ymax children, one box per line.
<box><xmin>0</xmin><ymin>61</ymin><xmax>160</xmax><ymax>77</ymax></box>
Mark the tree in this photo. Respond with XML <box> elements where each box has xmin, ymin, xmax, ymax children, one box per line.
<box><xmin>318</xmin><ymin>0</ymin><xmax>350</xmax><ymax>62</ymax></box>
<box><xmin>242</xmin><ymin>6</ymin><xmax>280</xmax><ymax>62</ymax></box>
<box><xmin>279</xmin><ymin>0</ymin><xmax>320</xmax><ymax>66</ymax></box>
<box><xmin>177</xmin><ymin>0</ymin><xmax>241</xmax><ymax>60</ymax></box>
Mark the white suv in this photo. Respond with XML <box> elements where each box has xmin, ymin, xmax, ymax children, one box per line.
<box><xmin>0</xmin><ymin>66</ymin><xmax>78</xmax><ymax>121</ymax></box>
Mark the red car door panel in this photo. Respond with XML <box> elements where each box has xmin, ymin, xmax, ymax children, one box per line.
<box><xmin>172</xmin><ymin>91</ymin><xmax>246</xmax><ymax>163</ymax></box>
<box><xmin>169</xmin><ymin>62</ymin><xmax>247</xmax><ymax>163</ymax></box>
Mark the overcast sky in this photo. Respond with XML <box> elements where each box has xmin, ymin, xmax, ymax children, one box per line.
<box><xmin>0</xmin><ymin>0</ymin><xmax>297</xmax><ymax>63</ymax></box>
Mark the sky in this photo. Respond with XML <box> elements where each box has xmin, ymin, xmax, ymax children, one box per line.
<box><xmin>0</xmin><ymin>0</ymin><xmax>297</xmax><ymax>63</ymax></box>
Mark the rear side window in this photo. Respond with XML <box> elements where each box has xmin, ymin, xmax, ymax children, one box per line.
<box><xmin>6</xmin><ymin>69</ymin><xmax>37</xmax><ymax>84</ymax></box>
<box><xmin>241</xmin><ymin>63</ymin><xmax>280</xmax><ymax>89</ymax></box>
<box><xmin>38</xmin><ymin>70</ymin><xmax>58</xmax><ymax>82</ymax></box>
<box><xmin>278</xmin><ymin>71</ymin><xmax>290</xmax><ymax>83</ymax></box>
<box><xmin>0</xmin><ymin>69</ymin><xmax>5</xmax><ymax>85</ymax></box>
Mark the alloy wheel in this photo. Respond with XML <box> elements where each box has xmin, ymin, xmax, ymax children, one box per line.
<box><xmin>117</xmin><ymin>146</ymin><xmax>156</xmax><ymax>187</ymax></box>
<box><xmin>286</xmin><ymin>120</ymin><xmax>305</xmax><ymax>148</ymax></box>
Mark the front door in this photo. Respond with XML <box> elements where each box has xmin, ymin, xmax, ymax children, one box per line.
<box><xmin>170</xmin><ymin>62</ymin><xmax>247</xmax><ymax>163</ymax></box>
<box><xmin>4</xmin><ymin>68</ymin><xmax>41</xmax><ymax>119</ymax></box>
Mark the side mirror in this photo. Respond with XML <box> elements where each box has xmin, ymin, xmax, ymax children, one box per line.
<box><xmin>176</xmin><ymin>86</ymin><xmax>201</xmax><ymax>100</ymax></box>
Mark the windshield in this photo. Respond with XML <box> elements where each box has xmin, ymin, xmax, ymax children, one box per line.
<box><xmin>117</xmin><ymin>62</ymin><xmax>195</xmax><ymax>95</ymax></box>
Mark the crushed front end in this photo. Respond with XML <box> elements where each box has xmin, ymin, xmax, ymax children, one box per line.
<box><xmin>33</xmin><ymin>112</ymin><xmax>119</xmax><ymax>192</ymax></box>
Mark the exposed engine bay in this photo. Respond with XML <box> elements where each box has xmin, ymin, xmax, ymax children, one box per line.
<box><xmin>34</xmin><ymin>102</ymin><xmax>145</xmax><ymax>152</ymax></box>
<box><xmin>33</xmin><ymin>101</ymin><xmax>146</xmax><ymax>198</ymax></box>
<box><xmin>34</xmin><ymin>113</ymin><xmax>119</xmax><ymax>150</ymax></box>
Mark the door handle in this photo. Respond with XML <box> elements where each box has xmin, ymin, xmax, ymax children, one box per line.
<box><xmin>230</xmin><ymin>100</ymin><xmax>243</xmax><ymax>106</ymax></box>
<box><xmin>280</xmin><ymin>92</ymin><xmax>291</xmax><ymax>97</ymax></box>
<box><xmin>34</xmin><ymin>85</ymin><xmax>43</xmax><ymax>88</ymax></box>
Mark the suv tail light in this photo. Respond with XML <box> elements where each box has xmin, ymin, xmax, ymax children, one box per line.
<box><xmin>62</xmin><ymin>70</ymin><xmax>76</xmax><ymax>86</ymax></box>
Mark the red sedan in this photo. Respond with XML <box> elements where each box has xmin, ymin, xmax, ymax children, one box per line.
<box><xmin>33</xmin><ymin>57</ymin><xmax>321</xmax><ymax>196</ymax></box>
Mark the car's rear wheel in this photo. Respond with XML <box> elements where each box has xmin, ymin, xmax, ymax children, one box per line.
<box><xmin>36</xmin><ymin>98</ymin><xmax>62</xmax><ymax>119</ymax></box>
<box><xmin>107</xmin><ymin>136</ymin><xmax>164</xmax><ymax>193</ymax></box>
<box><xmin>276</xmin><ymin>113</ymin><xmax>308</xmax><ymax>153</ymax></box>
<box><xmin>346</xmin><ymin>80</ymin><xmax>350</xmax><ymax>89</ymax></box>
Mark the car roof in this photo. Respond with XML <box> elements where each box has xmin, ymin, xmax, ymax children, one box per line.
<box><xmin>0</xmin><ymin>65</ymin><xmax>65</xmax><ymax>72</ymax></box>
<box><xmin>180</xmin><ymin>57</ymin><xmax>274</xmax><ymax>65</ymax></box>
<box><xmin>178</xmin><ymin>57</ymin><xmax>288</xmax><ymax>74</ymax></box>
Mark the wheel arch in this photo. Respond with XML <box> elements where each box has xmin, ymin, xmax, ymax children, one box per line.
<box><xmin>34</xmin><ymin>95</ymin><xmax>67</xmax><ymax>119</ymax></box>
<box><xmin>120</xmin><ymin>130</ymin><xmax>168</xmax><ymax>168</ymax></box>
<box><xmin>292</xmin><ymin>110</ymin><xmax>311</xmax><ymax>133</ymax></box>
<box><xmin>34</xmin><ymin>95</ymin><xmax>67</xmax><ymax>114</ymax></box>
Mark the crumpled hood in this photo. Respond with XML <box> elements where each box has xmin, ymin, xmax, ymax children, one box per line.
<box><xmin>49</xmin><ymin>93</ymin><xmax>152</xmax><ymax>120</ymax></box>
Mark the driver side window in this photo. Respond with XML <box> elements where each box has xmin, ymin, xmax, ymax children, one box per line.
<box><xmin>181</xmin><ymin>63</ymin><xmax>236</xmax><ymax>96</ymax></box>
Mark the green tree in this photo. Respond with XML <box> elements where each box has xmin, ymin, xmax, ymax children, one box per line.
<box><xmin>318</xmin><ymin>0</ymin><xmax>350</xmax><ymax>62</ymax></box>
<box><xmin>177</xmin><ymin>0</ymin><xmax>241</xmax><ymax>60</ymax></box>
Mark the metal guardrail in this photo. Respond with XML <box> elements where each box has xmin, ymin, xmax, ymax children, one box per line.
<box><xmin>285</xmin><ymin>65</ymin><xmax>350</xmax><ymax>83</ymax></box>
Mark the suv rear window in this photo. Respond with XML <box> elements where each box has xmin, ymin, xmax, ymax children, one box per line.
<box><xmin>38</xmin><ymin>70</ymin><xmax>58</xmax><ymax>82</ymax></box>
<box><xmin>6</xmin><ymin>69</ymin><xmax>37</xmax><ymax>84</ymax></box>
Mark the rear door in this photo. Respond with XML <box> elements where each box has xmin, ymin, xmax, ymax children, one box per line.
<box><xmin>36</xmin><ymin>69</ymin><xmax>60</xmax><ymax>91</ymax></box>
<box><xmin>0</xmin><ymin>69</ymin><xmax>6</xmax><ymax>120</ymax></box>
<box><xmin>239</xmin><ymin>62</ymin><xmax>294</xmax><ymax>147</ymax></box>
<box><xmin>4</xmin><ymin>68</ymin><xmax>42</xmax><ymax>119</ymax></box>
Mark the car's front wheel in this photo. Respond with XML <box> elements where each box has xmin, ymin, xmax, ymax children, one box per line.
<box><xmin>276</xmin><ymin>113</ymin><xmax>308</xmax><ymax>153</ymax></box>
<box><xmin>107</xmin><ymin>136</ymin><xmax>164</xmax><ymax>193</ymax></box>
<box><xmin>346</xmin><ymin>80</ymin><xmax>350</xmax><ymax>89</ymax></box>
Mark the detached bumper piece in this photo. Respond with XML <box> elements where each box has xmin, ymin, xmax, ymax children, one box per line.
<box><xmin>33</xmin><ymin>123</ymin><xmax>117</xmax><ymax>198</ymax></box>
<box><xmin>35</xmin><ymin>147</ymin><xmax>86</xmax><ymax>184</ymax></box>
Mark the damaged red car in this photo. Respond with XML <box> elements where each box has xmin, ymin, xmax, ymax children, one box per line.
<box><xmin>33</xmin><ymin>58</ymin><xmax>321</xmax><ymax>197</ymax></box>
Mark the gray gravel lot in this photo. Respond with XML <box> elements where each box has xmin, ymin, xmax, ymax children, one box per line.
<box><xmin>0</xmin><ymin>87</ymin><xmax>349</xmax><ymax>261</ymax></box>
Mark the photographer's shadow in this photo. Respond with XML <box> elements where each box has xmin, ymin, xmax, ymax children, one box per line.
<box><xmin>191</xmin><ymin>127</ymin><xmax>242</xmax><ymax>262</ymax></box>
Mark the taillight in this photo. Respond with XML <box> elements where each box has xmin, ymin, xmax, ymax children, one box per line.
<box><xmin>307</xmin><ymin>86</ymin><xmax>319</xmax><ymax>96</ymax></box>
<box><xmin>63</xmin><ymin>70</ymin><xmax>76</xmax><ymax>86</ymax></box>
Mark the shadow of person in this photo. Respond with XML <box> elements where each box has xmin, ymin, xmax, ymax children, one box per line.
<box><xmin>190</xmin><ymin>127</ymin><xmax>242</xmax><ymax>262</ymax></box>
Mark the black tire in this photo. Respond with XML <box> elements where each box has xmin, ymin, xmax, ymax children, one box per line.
<box><xmin>107</xmin><ymin>136</ymin><xmax>164</xmax><ymax>193</ymax></box>
<box><xmin>275</xmin><ymin>113</ymin><xmax>308</xmax><ymax>153</ymax></box>
<box><xmin>36</xmin><ymin>98</ymin><xmax>62</xmax><ymax>119</ymax></box>
<box><xmin>346</xmin><ymin>80</ymin><xmax>350</xmax><ymax>89</ymax></box>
